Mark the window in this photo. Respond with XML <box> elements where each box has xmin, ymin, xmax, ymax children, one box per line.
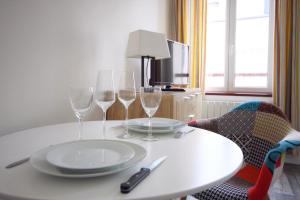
<box><xmin>205</xmin><ymin>0</ymin><xmax>274</xmax><ymax>92</ymax></box>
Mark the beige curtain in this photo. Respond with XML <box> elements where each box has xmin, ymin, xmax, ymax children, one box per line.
<box><xmin>174</xmin><ymin>0</ymin><xmax>207</xmax><ymax>91</ymax></box>
<box><xmin>174</xmin><ymin>0</ymin><xmax>189</xmax><ymax>44</ymax></box>
<box><xmin>190</xmin><ymin>0</ymin><xmax>207</xmax><ymax>90</ymax></box>
<box><xmin>274</xmin><ymin>0</ymin><xmax>300</xmax><ymax>131</ymax></box>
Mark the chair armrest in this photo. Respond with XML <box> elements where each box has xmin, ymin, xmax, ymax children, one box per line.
<box><xmin>188</xmin><ymin>118</ymin><xmax>219</xmax><ymax>133</ymax></box>
<box><xmin>270</xmin><ymin>153</ymin><xmax>285</xmax><ymax>186</ymax></box>
<box><xmin>248</xmin><ymin>132</ymin><xmax>300</xmax><ymax>200</ymax></box>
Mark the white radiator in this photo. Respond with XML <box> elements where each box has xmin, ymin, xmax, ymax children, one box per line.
<box><xmin>200</xmin><ymin>100</ymin><xmax>242</xmax><ymax>119</ymax></box>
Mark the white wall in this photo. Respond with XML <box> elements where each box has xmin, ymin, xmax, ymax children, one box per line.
<box><xmin>0</xmin><ymin>0</ymin><xmax>171</xmax><ymax>135</ymax></box>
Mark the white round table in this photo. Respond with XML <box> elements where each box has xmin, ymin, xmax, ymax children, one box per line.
<box><xmin>0</xmin><ymin>121</ymin><xmax>243</xmax><ymax>200</ymax></box>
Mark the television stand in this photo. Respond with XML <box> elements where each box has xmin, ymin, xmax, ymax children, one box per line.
<box><xmin>107</xmin><ymin>88</ymin><xmax>202</xmax><ymax>122</ymax></box>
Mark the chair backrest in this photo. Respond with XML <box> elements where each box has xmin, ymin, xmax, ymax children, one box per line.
<box><xmin>216</xmin><ymin>101</ymin><xmax>292</xmax><ymax>168</ymax></box>
<box><xmin>188</xmin><ymin>101</ymin><xmax>300</xmax><ymax>200</ymax></box>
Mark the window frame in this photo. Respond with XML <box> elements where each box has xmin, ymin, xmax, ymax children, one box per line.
<box><xmin>205</xmin><ymin>0</ymin><xmax>275</xmax><ymax>93</ymax></box>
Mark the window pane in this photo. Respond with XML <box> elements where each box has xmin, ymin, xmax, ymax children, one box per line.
<box><xmin>205</xmin><ymin>0</ymin><xmax>226</xmax><ymax>88</ymax></box>
<box><xmin>234</xmin><ymin>0</ymin><xmax>270</xmax><ymax>88</ymax></box>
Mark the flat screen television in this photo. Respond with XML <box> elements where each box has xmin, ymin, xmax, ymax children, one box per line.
<box><xmin>149</xmin><ymin>40</ymin><xmax>189</xmax><ymax>87</ymax></box>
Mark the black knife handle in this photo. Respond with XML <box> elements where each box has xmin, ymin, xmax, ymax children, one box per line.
<box><xmin>120</xmin><ymin>168</ymin><xmax>151</xmax><ymax>193</ymax></box>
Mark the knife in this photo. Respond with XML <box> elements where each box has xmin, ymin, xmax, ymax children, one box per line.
<box><xmin>5</xmin><ymin>157</ymin><xmax>30</xmax><ymax>169</ymax></box>
<box><xmin>120</xmin><ymin>156</ymin><xmax>167</xmax><ymax>193</ymax></box>
<box><xmin>5</xmin><ymin>145</ymin><xmax>53</xmax><ymax>169</ymax></box>
<box><xmin>174</xmin><ymin>128</ymin><xmax>195</xmax><ymax>138</ymax></box>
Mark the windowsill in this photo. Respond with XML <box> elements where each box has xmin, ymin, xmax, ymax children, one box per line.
<box><xmin>205</xmin><ymin>91</ymin><xmax>272</xmax><ymax>97</ymax></box>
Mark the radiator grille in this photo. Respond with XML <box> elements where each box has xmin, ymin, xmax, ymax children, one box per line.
<box><xmin>200</xmin><ymin>100</ymin><xmax>242</xmax><ymax>119</ymax></box>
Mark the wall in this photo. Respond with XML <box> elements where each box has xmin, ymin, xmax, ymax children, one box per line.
<box><xmin>0</xmin><ymin>0</ymin><xmax>171</xmax><ymax>135</ymax></box>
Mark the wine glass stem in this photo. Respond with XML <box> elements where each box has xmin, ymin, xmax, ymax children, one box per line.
<box><xmin>78</xmin><ymin>118</ymin><xmax>83</xmax><ymax>140</ymax></box>
<box><xmin>102</xmin><ymin>110</ymin><xmax>106</xmax><ymax>139</ymax></box>
<box><xmin>148</xmin><ymin>116</ymin><xmax>153</xmax><ymax>138</ymax></box>
<box><xmin>125</xmin><ymin>107</ymin><xmax>129</xmax><ymax>134</ymax></box>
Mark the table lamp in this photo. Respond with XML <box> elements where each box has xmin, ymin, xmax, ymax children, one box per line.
<box><xmin>126</xmin><ymin>30</ymin><xmax>170</xmax><ymax>86</ymax></box>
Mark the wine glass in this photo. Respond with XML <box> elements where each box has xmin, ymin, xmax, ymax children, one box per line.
<box><xmin>140</xmin><ymin>86</ymin><xmax>162</xmax><ymax>141</ymax></box>
<box><xmin>118</xmin><ymin>71</ymin><xmax>136</xmax><ymax>139</ymax></box>
<box><xmin>68</xmin><ymin>87</ymin><xmax>94</xmax><ymax>140</ymax></box>
<box><xmin>94</xmin><ymin>69</ymin><xmax>115</xmax><ymax>139</ymax></box>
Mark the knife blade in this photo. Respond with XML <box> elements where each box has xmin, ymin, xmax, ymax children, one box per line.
<box><xmin>174</xmin><ymin>128</ymin><xmax>195</xmax><ymax>138</ymax></box>
<box><xmin>5</xmin><ymin>157</ymin><xmax>30</xmax><ymax>169</ymax></box>
<box><xmin>120</xmin><ymin>156</ymin><xmax>167</xmax><ymax>193</ymax></box>
<box><xmin>5</xmin><ymin>144</ymin><xmax>53</xmax><ymax>169</ymax></box>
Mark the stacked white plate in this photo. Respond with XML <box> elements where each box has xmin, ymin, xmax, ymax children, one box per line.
<box><xmin>127</xmin><ymin>118</ymin><xmax>186</xmax><ymax>134</ymax></box>
<box><xmin>29</xmin><ymin>140</ymin><xmax>146</xmax><ymax>178</ymax></box>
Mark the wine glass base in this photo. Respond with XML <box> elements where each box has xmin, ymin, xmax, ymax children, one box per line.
<box><xmin>117</xmin><ymin>133</ymin><xmax>135</xmax><ymax>139</ymax></box>
<box><xmin>142</xmin><ymin>136</ymin><xmax>158</xmax><ymax>141</ymax></box>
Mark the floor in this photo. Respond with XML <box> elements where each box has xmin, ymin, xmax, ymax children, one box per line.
<box><xmin>268</xmin><ymin>164</ymin><xmax>300</xmax><ymax>200</ymax></box>
<box><xmin>183</xmin><ymin>164</ymin><xmax>300</xmax><ymax>200</ymax></box>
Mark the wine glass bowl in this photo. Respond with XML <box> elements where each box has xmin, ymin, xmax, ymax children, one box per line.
<box><xmin>69</xmin><ymin>87</ymin><xmax>93</xmax><ymax>140</ymax></box>
<box><xmin>117</xmin><ymin>71</ymin><xmax>136</xmax><ymax>139</ymax></box>
<box><xmin>118</xmin><ymin>90</ymin><xmax>135</xmax><ymax>107</ymax></box>
<box><xmin>94</xmin><ymin>69</ymin><xmax>115</xmax><ymax>139</ymax></box>
<box><xmin>140</xmin><ymin>86</ymin><xmax>162</xmax><ymax>141</ymax></box>
<box><xmin>94</xmin><ymin>90</ymin><xmax>115</xmax><ymax>111</ymax></box>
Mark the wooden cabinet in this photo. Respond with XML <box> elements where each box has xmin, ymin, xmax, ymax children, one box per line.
<box><xmin>107</xmin><ymin>89</ymin><xmax>202</xmax><ymax>122</ymax></box>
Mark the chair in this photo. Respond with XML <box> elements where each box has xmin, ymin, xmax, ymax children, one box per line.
<box><xmin>188</xmin><ymin>101</ymin><xmax>300</xmax><ymax>200</ymax></box>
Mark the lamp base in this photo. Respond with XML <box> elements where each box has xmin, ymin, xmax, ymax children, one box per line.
<box><xmin>141</xmin><ymin>56</ymin><xmax>155</xmax><ymax>87</ymax></box>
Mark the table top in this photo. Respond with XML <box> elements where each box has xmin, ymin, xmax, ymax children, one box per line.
<box><xmin>0</xmin><ymin>121</ymin><xmax>243</xmax><ymax>200</ymax></box>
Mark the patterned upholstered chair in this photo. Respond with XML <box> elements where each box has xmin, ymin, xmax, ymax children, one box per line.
<box><xmin>188</xmin><ymin>101</ymin><xmax>300</xmax><ymax>200</ymax></box>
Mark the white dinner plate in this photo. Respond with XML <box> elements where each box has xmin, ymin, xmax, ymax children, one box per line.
<box><xmin>30</xmin><ymin>140</ymin><xmax>146</xmax><ymax>178</ymax></box>
<box><xmin>46</xmin><ymin>140</ymin><xmax>135</xmax><ymax>172</ymax></box>
<box><xmin>127</xmin><ymin>118</ymin><xmax>186</xmax><ymax>134</ymax></box>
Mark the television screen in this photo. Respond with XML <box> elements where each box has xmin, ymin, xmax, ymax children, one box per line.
<box><xmin>149</xmin><ymin>40</ymin><xmax>189</xmax><ymax>86</ymax></box>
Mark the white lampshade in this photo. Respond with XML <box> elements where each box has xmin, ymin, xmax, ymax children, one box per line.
<box><xmin>126</xmin><ymin>30</ymin><xmax>170</xmax><ymax>59</ymax></box>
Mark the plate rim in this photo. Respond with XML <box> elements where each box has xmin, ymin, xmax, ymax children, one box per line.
<box><xmin>128</xmin><ymin>117</ymin><xmax>184</xmax><ymax>127</ymax></box>
<box><xmin>29</xmin><ymin>140</ymin><xmax>147</xmax><ymax>178</ymax></box>
<box><xmin>46</xmin><ymin>140</ymin><xmax>135</xmax><ymax>171</ymax></box>
<box><xmin>127</xmin><ymin>118</ymin><xmax>186</xmax><ymax>134</ymax></box>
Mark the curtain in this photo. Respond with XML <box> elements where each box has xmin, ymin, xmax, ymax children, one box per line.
<box><xmin>190</xmin><ymin>0</ymin><xmax>207</xmax><ymax>90</ymax></box>
<box><xmin>273</xmin><ymin>0</ymin><xmax>300</xmax><ymax>131</ymax></box>
<box><xmin>174</xmin><ymin>0</ymin><xmax>207</xmax><ymax>91</ymax></box>
<box><xmin>175</xmin><ymin>0</ymin><xmax>189</xmax><ymax>44</ymax></box>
